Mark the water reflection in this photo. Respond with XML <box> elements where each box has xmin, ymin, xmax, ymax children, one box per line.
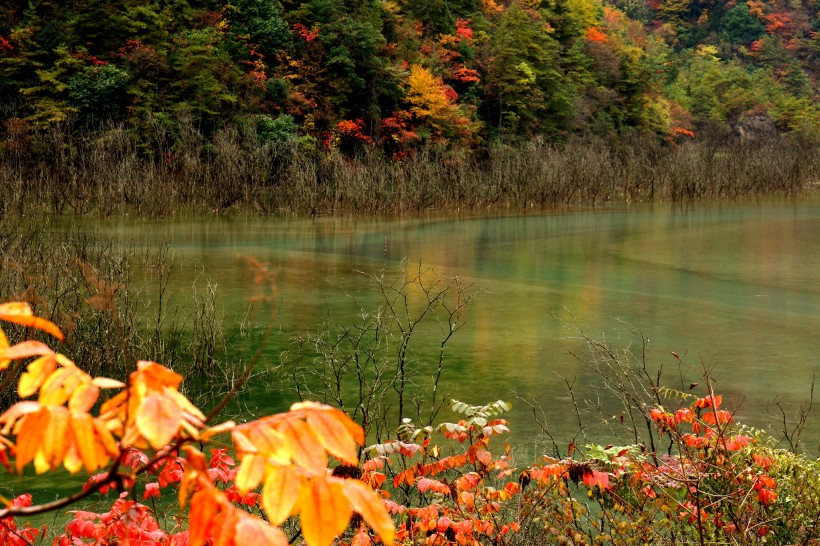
<box><xmin>65</xmin><ymin>198</ymin><xmax>820</xmax><ymax>453</ymax></box>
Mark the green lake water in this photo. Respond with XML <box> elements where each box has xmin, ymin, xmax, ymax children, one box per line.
<box><xmin>8</xmin><ymin>196</ymin><xmax>820</xmax><ymax>511</ymax></box>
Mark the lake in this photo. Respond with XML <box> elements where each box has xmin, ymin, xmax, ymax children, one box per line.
<box><xmin>82</xmin><ymin>196</ymin><xmax>820</xmax><ymax>453</ymax></box>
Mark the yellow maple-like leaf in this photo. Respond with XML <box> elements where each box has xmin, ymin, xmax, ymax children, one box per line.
<box><xmin>262</xmin><ymin>465</ymin><xmax>303</xmax><ymax>525</ymax></box>
<box><xmin>299</xmin><ymin>476</ymin><xmax>353</xmax><ymax>546</ymax></box>
<box><xmin>137</xmin><ymin>393</ymin><xmax>183</xmax><ymax>450</ymax></box>
<box><xmin>0</xmin><ymin>302</ymin><xmax>64</xmax><ymax>341</ymax></box>
<box><xmin>343</xmin><ymin>480</ymin><xmax>395</xmax><ymax>546</ymax></box>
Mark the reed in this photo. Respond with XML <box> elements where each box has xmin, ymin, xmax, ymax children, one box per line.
<box><xmin>1</xmin><ymin>120</ymin><xmax>817</xmax><ymax>218</ymax></box>
<box><xmin>0</xmin><ymin>218</ymin><xmax>250</xmax><ymax>406</ymax></box>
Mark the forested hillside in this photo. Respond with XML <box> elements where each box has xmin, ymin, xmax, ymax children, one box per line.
<box><xmin>1</xmin><ymin>0</ymin><xmax>817</xmax><ymax>153</ymax></box>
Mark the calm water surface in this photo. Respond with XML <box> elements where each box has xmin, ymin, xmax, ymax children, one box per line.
<box><xmin>11</xmin><ymin>197</ymin><xmax>820</xmax><ymax>508</ymax></box>
<box><xmin>92</xmin><ymin>197</ymin><xmax>820</xmax><ymax>450</ymax></box>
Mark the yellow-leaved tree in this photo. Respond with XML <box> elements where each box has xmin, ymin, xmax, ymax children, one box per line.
<box><xmin>0</xmin><ymin>301</ymin><xmax>395</xmax><ymax>546</ymax></box>
<box><xmin>405</xmin><ymin>64</ymin><xmax>477</xmax><ymax>143</ymax></box>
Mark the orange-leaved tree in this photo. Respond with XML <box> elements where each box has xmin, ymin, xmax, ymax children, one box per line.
<box><xmin>0</xmin><ymin>301</ymin><xmax>395</xmax><ymax>546</ymax></box>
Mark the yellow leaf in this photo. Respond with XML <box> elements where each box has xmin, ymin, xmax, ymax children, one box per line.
<box><xmin>234</xmin><ymin>514</ymin><xmax>289</xmax><ymax>546</ymax></box>
<box><xmin>300</xmin><ymin>476</ymin><xmax>352</xmax><ymax>546</ymax></box>
<box><xmin>307</xmin><ymin>409</ymin><xmax>359</xmax><ymax>464</ymax></box>
<box><xmin>279</xmin><ymin>418</ymin><xmax>327</xmax><ymax>473</ymax></box>
<box><xmin>0</xmin><ymin>327</ymin><xmax>9</xmax><ymax>371</ymax></box>
<box><xmin>243</xmin><ymin>425</ymin><xmax>290</xmax><ymax>464</ymax></box>
<box><xmin>34</xmin><ymin>449</ymin><xmax>50</xmax><ymax>474</ymax></box>
<box><xmin>72</xmin><ymin>412</ymin><xmax>98</xmax><ymax>473</ymax></box>
<box><xmin>19</xmin><ymin>353</ymin><xmax>58</xmax><ymax>398</ymax></box>
<box><xmin>63</xmin><ymin>443</ymin><xmax>83</xmax><ymax>474</ymax></box>
<box><xmin>343</xmin><ymin>480</ymin><xmax>395</xmax><ymax>546</ymax></box>
<box><xmin>43</xmin><ymin>406</ymin><xmax>69</xmax><ymax>468</ymax></box>
<box><xmin>167</xmin><ymin>388</ymin><xmax>206</xmax><ymax>422</ymax></box>
<box><xmin>235</xmin><ymin>453</ymin><xmax>266</xmax><ymax>492</ymax></box>
<box><xmin>0</xmin><ymin>302</ymin><xmax>64</xmax><ymax>341</ymax></box>
<box><xmin>137</xmin><ymin>393</ymin><xmax>182</xmax><ymax>450</ymax></box>
<box><xmin>40</xmin><ymin>366</ymin><xmax>86</xmax><ymax>406</ymax></box>
<box><xmin>262</xmin><ymin>465</ymin><xmax>303</xmax><ymax>525</ymax></box>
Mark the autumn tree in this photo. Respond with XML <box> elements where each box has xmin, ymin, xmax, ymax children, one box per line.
<box><xmin>405</xmin><ymin>64</ymin><xmax>476</xmax><ymax>142</ymax></box>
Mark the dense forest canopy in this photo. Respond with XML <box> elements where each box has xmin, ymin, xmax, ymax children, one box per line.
<box><xmin>0</xmin><ymin>0</ymin><xmax>817</xmax><ymax>153</ymax></box>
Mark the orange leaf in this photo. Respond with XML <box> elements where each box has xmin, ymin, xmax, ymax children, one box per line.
<box><xmin>262</xmin><ymin>465</ymin><xmax>303</xmax><ymax>525</ymax></box>
<box><xmin>0</xmin><ymin>340</ymin><xmax>54</xmax><ymax>360</ymax></box>
<box><xmin>137</xmin><ymin>393</ymin><xmax>182</xmax><ymax>449</ymax></box>
<box><xmin>135</xmin><ymin>361</ymin><xmax>183</xmax><ymax>389</ymax></box>
<box><xmin>16</xmin><ymin>406</ymin><xmax>50</xmax><ymax>473</ymax></box>
<box><xmin>69</xmin><ymin>383</ymin><xmax>100</xmax><ymax>412</ymax></box>
<box><xmin>0</xmin><ymin>400</ymin><xmax>40</xmax><ymax>434</ymax></box>
<box><xmin>189</xmin><ymin>489</ymin><xmax>220</xmax><ymax>546</ymax></box>
<box><xmin>343</xmin><ymin>480</ymin><xmax>395</xmax><ymax>546</ymax></box>
<box><xmin>300</xmin><ymin>477</ymin><xmax>353</xmax><ymax>546</ymax></box>
<box><xmin>212</xmin><ymin>506</ymin><xmax>240</xmax><ymax>546</ymax></box>
<box><xmin>0</xmin><ymin>302</ymin><xmax>64</xmax><ymax>341</ymax></box>
<box><xmin>92</xmin><ymin>418</ymin><xmax>120</xmax><ymax>459</ymax></box>
<box><xmin>307</xmin><ymin>409</ymin><xmax>359</xmax><ymax>464</ymax></box>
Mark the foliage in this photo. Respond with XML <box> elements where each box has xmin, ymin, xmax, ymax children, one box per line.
<box><xmin>360</xmin><ymin>392</ymin><xmax>820</xmax><ymax>546</ymax></box>
<box><xmin>0</xmin><ymin>301</ymin><xmax>395</xmax><ymax>546</ymax></box>
<box><xmin>0</xmin><ymin>0</ymin><xmax>816</xmax><ymax>155</ymax></box>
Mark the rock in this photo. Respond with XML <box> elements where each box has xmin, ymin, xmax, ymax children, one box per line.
<box><xmin>732</xmin><ymin>114</ymin><xmax>779</xmax><ymax>144</ymax></box>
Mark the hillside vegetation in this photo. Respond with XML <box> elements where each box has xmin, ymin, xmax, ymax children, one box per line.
<box><xmin>0</xmin><ymin>0</ymin><xmax>816</xmax><ymax>151</ymax></box>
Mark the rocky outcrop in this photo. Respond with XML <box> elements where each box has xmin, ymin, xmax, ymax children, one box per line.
<box><xmin>732</xmin><ymin>114</ymin><xmax>779</xmax><ymax>143</ymax></box>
